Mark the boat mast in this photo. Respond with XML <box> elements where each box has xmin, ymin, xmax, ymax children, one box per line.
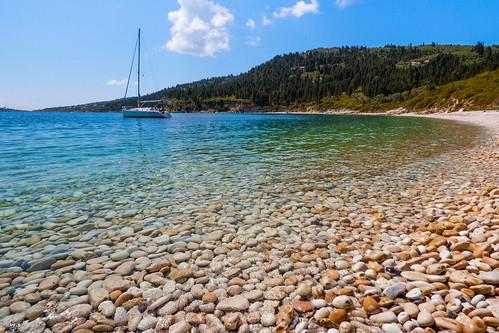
<box><xmin>137</xmin><ymin>28</ymin><xmax>141</xmax><ymax>108</ymax></box>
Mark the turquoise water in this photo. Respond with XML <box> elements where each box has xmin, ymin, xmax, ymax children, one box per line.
<box><xmin>0</xmin><ymin>112</ymin><xmax>481</xmax><ymax>228</ymax></box>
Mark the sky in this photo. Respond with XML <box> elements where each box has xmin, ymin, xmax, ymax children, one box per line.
<box><xmin>1</xmin><ymin>0</ymin><xmax>498</xmax><ymax>110</ymax></box>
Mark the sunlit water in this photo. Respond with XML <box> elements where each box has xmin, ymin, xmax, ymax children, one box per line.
<box><xmin>0</xmin><ymin>112</ymin><xmax>483</xmax><ymax>230</ymax></box>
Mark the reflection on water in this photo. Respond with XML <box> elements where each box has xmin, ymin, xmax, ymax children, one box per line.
<box><xmin>0</xmin><ymin>112</ymin><xmax>483</xmax><ymax>227</ymax></box>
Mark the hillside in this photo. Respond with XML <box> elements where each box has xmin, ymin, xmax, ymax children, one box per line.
<box><xmin>40</xmin><ymin>43</ymin><xmax>499</xmax><ymax>112</ymax></box>
<box><xmin>317</xmin><ymin>69</ymin><xmax>499</xmax><ymax>112</ymax></box>
<box><xmin>0</xmin><ymin>107</ymin><xmax>27</xmax><ymax>112</ymax></box>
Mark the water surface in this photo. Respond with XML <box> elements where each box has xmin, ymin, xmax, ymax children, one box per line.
<box><xmin>0</xmin><ymin>112</ymin><xmax>482</xmax><ymax>228</ymax></box>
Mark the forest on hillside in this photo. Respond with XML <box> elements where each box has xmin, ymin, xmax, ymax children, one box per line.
<box><xmin>40</xmin><ymin>43</ymin><xmax>499</xmax><ymax>112</ymax></box>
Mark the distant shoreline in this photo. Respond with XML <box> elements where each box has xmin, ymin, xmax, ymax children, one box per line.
<box><xmin>4</xmin><ymin>109</ymin><xmax>498</xmax><ymax>116</ymax></box>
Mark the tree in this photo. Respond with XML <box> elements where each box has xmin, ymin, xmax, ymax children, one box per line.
<box><xmin>473</xmin><ymin>41</ymin><xmax>485</xmax><ymax>56</ymax></box>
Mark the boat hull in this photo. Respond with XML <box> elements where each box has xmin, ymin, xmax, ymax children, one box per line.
<box><xmin>122</xmin><ymin>109</ymin><xmax>171</xmax><ymax>118</ymax></box>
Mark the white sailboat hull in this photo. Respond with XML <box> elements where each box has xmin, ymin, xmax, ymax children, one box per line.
<box><xmin>122</xmin><ymin>108</ymin><xmax>171</xmax><ymax>118</ymax></box>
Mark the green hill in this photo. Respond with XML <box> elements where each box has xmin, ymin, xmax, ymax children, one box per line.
<box><xmin>402</xmin><ymin>69</ymin><xmax>499</xmax><ymax>111</ymax></box>
<box><xmin>317</xmin><ymin>69</ymin><xmax>499</xmax><ymax>112</ymax></box>
<box><xmin>40</xmin><ymin>43</ymin><xmax>499</xmax><ymax>112</ymax></box>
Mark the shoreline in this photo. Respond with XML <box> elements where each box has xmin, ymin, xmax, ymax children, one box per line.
<box><xmin>0</xmin><ymin>112</ymin><xmax>498</xmax><ymax>332</ymax></box>
<box><xmin>400</xmin><ymin>110</ymin><xmax>499</xmax><ymax>132</ymax></box>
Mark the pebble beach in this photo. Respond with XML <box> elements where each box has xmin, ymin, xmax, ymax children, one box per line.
<box><xmin>0</xmin><ymin>111</ymin><xmax>498</xmax><ymax>333</ymax></box>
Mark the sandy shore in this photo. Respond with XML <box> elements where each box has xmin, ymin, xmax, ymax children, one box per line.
<box><xmin>402</xmin><ymin>111</ymin><xmax>499</xmax><ymax>132</ymax></box>
<box><xmin>0</xmin><ymin>111</ymin><xmax>498</xmax><ymax>333</ymax></box>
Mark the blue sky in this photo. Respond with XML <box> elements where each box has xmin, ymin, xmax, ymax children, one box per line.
<box><xmin>1</xmin><ymin>0</ymin><xmax>498</xmax><ymax>110</ymax></box>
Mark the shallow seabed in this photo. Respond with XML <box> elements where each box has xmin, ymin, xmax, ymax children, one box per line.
<box><xmin>0</xmin><ymin>112</ymin><xmax>497</xmax><ymax>333</ymax></box>
<box><xmin>0</xmin><ymin>113</ymin><xmax>482</xmax><ymax>230</ymax></box>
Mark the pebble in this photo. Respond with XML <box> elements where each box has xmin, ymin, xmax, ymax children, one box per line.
<box><xmin>401</xmin><ymin>271</ymin><xmax>428</xmax><ymax>282</ymax></box>
<box><xmin>216</xmin><ymin>296</ymin><xmax>250</xmax><ymax>312</ymax></box>
<box><xmin>98</xmin><ymin>301</ymin><xmax>115</xmax><ymax>317</ymax></box>
<box><xmin>478</xmin><ymin>271</ymin><xmax>499</xmax><ymax>285</ymax></box>
<box><xmin>9</xmin><ymin>301</ymin><xmax>30</xmax><ymax>314</ymax></box>
<box><xmin>293</xmin><ymin>301</ymin><xmax>315</xmax><ymax>313</ymax></box>
<box><xmin>405</xmin><ymin>288</ymin><xmax>423</xmax><ymax>300</ymax></box>
<box><xmin>329</xmin><ymin>308</ymin><xmax>347</xmax><ymax>327</ymax></box>
<box><xmin>114</xmin><ymin>307</ymin><xmax>128</xmax><ymax>326</ymax></box>
<box><xmin>89</xmin><ymin>287</ymin><xmax>108</xmax><ymax>308</ymax></box>
<box><xmin>261</xmin><ymin>312</ymin><xmax>276</xmax><ymax>326</ymax></box>
<box><xmin>435</xmin><ymin>317</ymin><xmax>464</xmax><ymax>332</ymax></box>
<box><xmin>362</xmin><ymin>296</ymin><xmax>380</xmax><ymax>314</ymax></box>
<box><xmin>383</xmin><ymin>283</ymin><xmax>406</xmax><ymax>299</ymax></box>
<box><xmin>27</xmin><ymin>257</ymin><xmax>56</xmax><ymax>272</ymax></box>
<box><xmin>137</xmin><ymin>316</ymin><xmax>159</xmax><ymax>331</ymax></box>
<box><xmin>416</xmin><ymin>310</ymin><xmax>434</xmax><ymax>327</ymax></box>
<box><xmin>382</xmin><ymin>323</ymin><xmax>403</xmax><ymax>333</ymax></box>
<box><xmin>168</xmin><ymin>321</ymin><xmax>191</xmax><ymax>333</ymax></box>
<box><xmin>371</xmin><ymin>311</ymin><xmax>397</xmax><ymax>323</ymax></box>
<box><xmin>115</xmin><ymin>261</ymin><xmax>135</xmax><ymax>275</ymax></box>
<box><xmin>62</xmin><ymin>304</ymin><xmax>92</xmax><ymax>319</ymax></box>
<box><xmin>338</xmin><ymin>321</ymin><xmax>354</xmax><ymax>333</ymax></box>
<box><xmin>332</xmin><ymin>296</ymin><xmax>353</xmax><ymax>309</ymax></box>
<box><xmin>110</xmin><ymin>251</ymin><xmax>129</xmax><ymax>261</ymax></box>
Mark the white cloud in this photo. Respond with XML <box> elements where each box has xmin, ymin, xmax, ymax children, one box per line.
<box><xmin>165</xmin><ymin>0</ymin><xmax>234</xmax><ymax>57</ymax></box>
<box><xmin>106</xmin><ymin>79</ymin><xmax>127</xmax><ymax>86</ymax></box>
<box><xmin>246</xmin><ymin>36</ymin><xmax>261</xmax><ymax>46</ymax></box>
<box><xmin>274</xmin><ymin>0</ymin><xmax>319</xmax><ymax>18</ymax></box>
<box><xmin>262</xmin><ymin>15</ymin><xmax>272</xmax><ymax>26</ymax></box>
<box><xmin>246</xmin><ymin>18</ymin><xmax>256</xmax><ymax>29</ymax></box>
<box><xmin>335</xmin><ymin>0</ymin><xmax>357</xmax><ymax>8</ymax></box>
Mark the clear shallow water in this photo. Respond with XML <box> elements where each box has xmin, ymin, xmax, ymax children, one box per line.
<box><xmin>0</xmin><ymin>112</ymin><xmax>482</xmax><ymax>227</ymax></box>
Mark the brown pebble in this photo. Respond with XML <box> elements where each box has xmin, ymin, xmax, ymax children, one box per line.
<box><xmin>73</xmin><ymin>330</ymin><xmax>93</xmax><ymax>333</ymax></box>
<box><xmin>329</xmin><ymin>309</ymin><xmax>347</xmax><ymax>327</ymax></box>
<box><xmin>276</xmin><ymin>304</ymin><xmax>294</xmax><ymax>328</ymax></box>
<box><xmin>292</xmin><ymin>301</ymin><xmax>314</xmax><ymax>313</ymax></box>
<box><xmin>483</xmin><ymin>316</ymin><xmax>499</xmax><ymax>328</ymax></box>
<box><xmin>362</xmin><ymin>297</ymin><xmax>380</xmax><ymax>314</ymax></box>
<box><xmin>463</xmin><ymin>317</ymin><xmax>487</xmax><ymax>333</ymax></box>
<box><xmin>202</xmin><ymin>292</ymin><xmax>217</xmax><ymax>303</ymax></box>
<box><xmin>92</xmin><ymin>324</ymin><xmax>114</xmax><ymax>332</ymax></box>
<box><xmin>435</xmin><ymin>317</ymin><xmax>464</xmax><ymax>332</ymax></box>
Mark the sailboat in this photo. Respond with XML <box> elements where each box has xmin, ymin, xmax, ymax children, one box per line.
<box><xmin>122</xmin><ymin>29</ymin><xmax>171</xmax><ymax>118</ymax></box>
